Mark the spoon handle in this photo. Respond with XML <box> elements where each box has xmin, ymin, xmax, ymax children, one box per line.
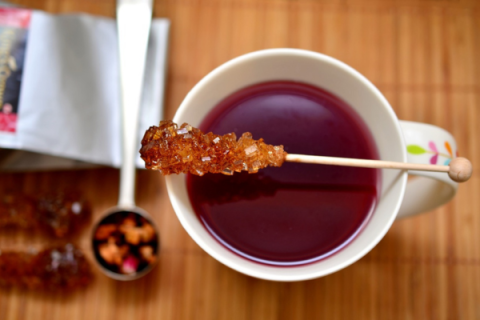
<box><xmin>116</xmin><ymin>0</ymin><xmax>153</xmax><ymax>208</ymax></box>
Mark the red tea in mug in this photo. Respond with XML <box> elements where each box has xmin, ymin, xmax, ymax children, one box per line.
<box><xmin>187</xmin><ymin>81</ymin><xmax>380</xmax><ymax>266</ymax></box>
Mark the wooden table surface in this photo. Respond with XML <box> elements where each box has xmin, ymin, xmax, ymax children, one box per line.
<box><xmin>1</xmin><ymin>0</ymin><xmax>479</xmax><ymax>319</ymax></box>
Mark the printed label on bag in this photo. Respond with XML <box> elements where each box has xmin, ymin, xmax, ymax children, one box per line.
<box><xmin>0</xmin><ymin>8</ymin><xmax>31</xmax><ymax>133</ymax></box>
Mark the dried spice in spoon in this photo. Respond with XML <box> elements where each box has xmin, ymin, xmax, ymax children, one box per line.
<box><xmin>92</xmin><ymin>211</ymin><xmax>158</xmax><ymax>276</ymax></box>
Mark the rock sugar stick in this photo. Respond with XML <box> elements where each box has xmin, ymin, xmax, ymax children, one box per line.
<box><xmin>140</xmin><ymin>120</ymin><xmax>287</xmax><ymax>176</ymax></box>
<box><xmin>140</xmin><ymin>121</ymin><xmax>472</xmax><ymax>182</ymax></box>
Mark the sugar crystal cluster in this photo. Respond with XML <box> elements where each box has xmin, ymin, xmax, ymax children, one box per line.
<box><xmin>140</xmin><ymin>120</ymin><xmax>287</xmax><ymax>176</ymax></box>
<box><xmin>0</xmin><ymin>244</ymin><xmax>92</xmax><ymax>290</ymax></box>
<box><xmin>0</xmin><ymin>192</ymin><xmax>91</xmax><ymax>238</ymax></box>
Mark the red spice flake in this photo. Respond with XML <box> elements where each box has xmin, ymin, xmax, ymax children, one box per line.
<box><xmin>121</xmin><ymin>255</ymin><xmax>139</xmax><ymax>274</ymax></box>
<box><xmin>94</xmin><ymin>224</ymin><xmax>117</xmax><ymax>241</ymax></box>
<box><xmin>139</xmin><ymin>245</ymin><xmax>156</xmax><ymax>264</ymax></box>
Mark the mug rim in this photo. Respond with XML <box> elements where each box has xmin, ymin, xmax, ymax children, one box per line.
<box><xmin>166</xmin><ymin>48</ymin><xmax>407</xmax><ymax>281</ymax></box>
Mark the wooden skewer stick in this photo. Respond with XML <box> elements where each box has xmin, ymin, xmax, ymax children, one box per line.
<box><xmin>285</xmin><ymin>154</ymin><xmax>473</xmax><ymax>183</ymax></box>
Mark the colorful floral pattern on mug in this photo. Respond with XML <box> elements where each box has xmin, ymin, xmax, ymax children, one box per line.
<box><xmin>407</xmin><ymin>141</ymin><xmax>458</xmax><ymax>165</ymax></box>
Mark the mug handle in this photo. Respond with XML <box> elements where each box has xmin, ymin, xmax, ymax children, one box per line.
<box><xmin>396</xmin><ymin>120</ymin><xmax>458</xmax><ymax>219</ymax></box>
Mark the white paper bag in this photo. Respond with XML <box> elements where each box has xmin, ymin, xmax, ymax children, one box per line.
<box><xmin>0</xmin><ymin>5</ymin><xmax>169</xmax><ymax>171</ymax></box>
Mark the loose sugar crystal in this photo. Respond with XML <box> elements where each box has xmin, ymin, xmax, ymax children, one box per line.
<box><xmin>0</xmin><ymin>244</ymin><xmax>92</xmax><ymax>290</ymax></box>
<box><xmin>0</xmin><ymin>192</ymin><xmax>91</xmax><ymax>238</ymax></box>
<box><xmin>140</xmin><ymin>120</ymin><xmax>287</xmax><ymax>176</ymax></box>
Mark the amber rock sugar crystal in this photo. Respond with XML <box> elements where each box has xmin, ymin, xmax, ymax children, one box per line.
<box><xmin>0</xmin><ymin>192</ymin><xmax>91</xmax><ymax>238</ymax></box>
<box><xmin>140</xmin><ymin>120</ymin><xmax>287</xmax><ymax>176</ymax></box>
<box><xmin>0</xmin><ymin>244</ymin><xmax>92</xmax><ymax>290</ymax></box>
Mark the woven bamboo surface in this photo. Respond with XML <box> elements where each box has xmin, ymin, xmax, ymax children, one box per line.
<box><xmin>1</xmin><ymin>0</ymin><xmax>479</xmax><ymax>319</ymax></box>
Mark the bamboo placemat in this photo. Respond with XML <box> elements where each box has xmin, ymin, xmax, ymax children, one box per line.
<box><xmin>1</xmin><ymin>0</ymin><xmax>479</xmax><ymax>319</ymax></box>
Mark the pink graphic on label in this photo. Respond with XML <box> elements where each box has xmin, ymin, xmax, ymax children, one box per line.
<box><xmin>0</xmin><ymin>7</ymin><xmax>31</xmax><ymax>133</ymax></box>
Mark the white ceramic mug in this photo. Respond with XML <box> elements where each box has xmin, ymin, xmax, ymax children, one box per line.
<box><xmin>165</xmin><ymin>49</ymin><xmax>458</xmax><ymax>281</ymax></box>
